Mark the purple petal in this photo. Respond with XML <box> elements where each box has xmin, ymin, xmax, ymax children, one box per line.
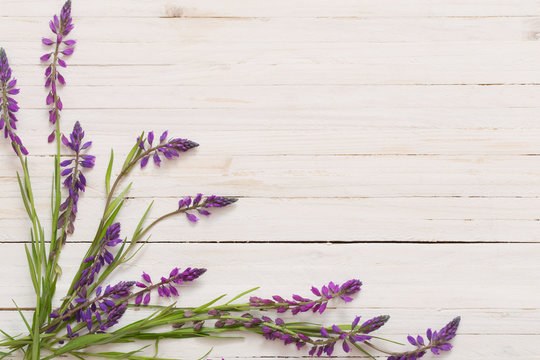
<box><xmin>320</xmin><ymin>327</ymin><xmax>328</xmax><ymax>337</ymax></box>
<box><xmin>352</xmin><ymin>316</ymin><xmax>361</xmax><ymax>329</ymax></box>
<box><xmin>62</xmin><ymin>48</ymin><xmax>74</xmax><ymax>56</ymax></box>
<box><xmin>186</xmin><ymin>213</ymin><xmax>198</xmax><ymax>223</ymax></box>
<box><xmin>153</xmin><ymin>153</ymin><xmax>161</xmax><ymax>166</ymax></box>
<box><xmin>140</xmin><ymin>156</ymin><xmax>149</xmax><ymax>168</ymax></box>
<box><xmin>40</xmin><ymin>53</ymin><xmax>52</xmax><ymax>62</ymax></box>
<box><xmin>160</xmin><ymin>130</ymin><xmax>168</xmax><ymax>143</ymax></box>
<box><xmin>142</xmin><ymin>272</ymin><xmax>152</xmax><ymax>283</ymax></box>
<box><xmin>46</xmin><ymin>92</ymin><xmax>54</xmax><ymax>105</ymax></box>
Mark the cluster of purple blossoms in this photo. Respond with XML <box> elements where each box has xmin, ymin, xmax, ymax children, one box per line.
<box><xmin>74</xmin><ymin>223</ymin><xmax>123</xmax><ymax>291</ymax></box>
<box><xmin>0</xmin><ymin>48</ymin><xmax>27</xmax><ymax>155</ymax></box>
<box><xmin>49</xmin><ymin>280</ymin><xmax>135</xmax><ymax>339</ymax></box>
<box><xmin>178</xmin><ymin>193</ymin><xmax>239</xmax><ymax>223</ymax></box>
<box><xmin>249</xmin><ymin>279</ymin><xmax>362</xmax><ymax>315</ymax></box>
<box><xmin>58</xmin><ymin>121</ymin><xmax>94</xmax><ymax>238</ymax></box>
<box><xmin>138</xmin><ymin>130</ymin><xmax>199</xmax><ymax>167</ymax></box>
<box><xmin>247</xmin><ymin>312</ymin><xmax>384</xmax><ymax>357</ymax></box>
<box><xmin>134</xmin><ymin>267</ymin><xmax>207</xmax><ymax>306</ymax></box>
<box><xmin>40</xmin><ymin>0</ymin><xmax>75</xmax><ymax>140</ymax></box>
<box><xmin>388</xmin><ymin>317</ymin><xmax>461</xmax><ymax>360</ymax></box>
<box><xmin>312</xmin><ymin>317</ymin><xmax>373</xmax><ymax>356</ymax></box>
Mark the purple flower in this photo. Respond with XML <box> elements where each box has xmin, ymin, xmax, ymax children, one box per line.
<box><xmin>204</xmin><ymin>195</ymin><xmax>240</xmax><ymax>208</ymax></box>
<box><xmin>178</xmin><ymin>193</ymin><xmax>238</xmax><ymax>223</ymax></box>
<box><xmin>41</xmin><ymin>0</ymin><xmax>75</xmax><ymax>137</ymax></box>
<box><xmin>0</xmin><ymin>48</ymin><xmax>28</xmax><ymax>156</ymax></box>
<box><xmin>387</xmin><ymin>317</ymin><xmax>461</xmax><ymax>360</ymax></box>
<box><xmin>249</xmin><ymin>279</ymin><xmax>362</xmax><ymax>315</ymax></box>
<box><xmin>73</xmin><ymin>223</ymin><xmax>123</xmax><ymax>291</ymax></box>
<box><xmin>57</xmin><ymin>121</ymin><xmax>94</xmax><ymax>240</ymax></box>
<box><xmin>244</xmin><ymin>313</ymin><xmax>372</xmax><ymax>358</ymax></box>
<box><xmin>138</xmin><ymin>130</ymin><xmax>199</xmax><ymax>168</ymax></box>
<box><xmin>134</xmin><ymin>267</ymin><xmax>207</xmax><ymax>306</ymax></box>
<box><xmin>360</xmin><ymin>315</ymin><xmax>390</xmax><ymax>333</ymax></box>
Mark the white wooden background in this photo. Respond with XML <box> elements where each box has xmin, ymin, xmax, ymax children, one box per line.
<box><xmin>1</xmin><ymin>0</ymin><xmax>539</xmax><ymax>359</ymax></box>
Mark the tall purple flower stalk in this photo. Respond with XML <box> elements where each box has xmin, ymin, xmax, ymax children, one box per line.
<box><xmin>134</xmin><ymin>267</ymin><xmax>207</xmax><ymax>306</ymax></box>
<box><xmin>249</xmin><ymin>279</ymin><xmax>362</xmax><ymax>315</ymax></box>
<box><xmin>234</xmin><ymin>312</ymin><xmax>385</xmax><ymax>357</ymax></box>
<box><xmin>179</xmin><ymin>193</ymin><xmax>239</xmax><ymax>223</ymax></box>
<box><xmin>48</xmin><ymin>280</ymin><xmax>135</xmax><ymax>338</ymax></box>
<box><xmin>0</xmin><ymin>48</ymin><xmax>27</xmax><ymax>156</ymax></box>
<box><xmin>388</xmin><ymin>317</ymin><xmax>461</xmax><ymax>360</ymax></box>
<box><xmin>57</xmin><ymin>121</ymin><xmax>94</xmax><ymax>241</ymax></box>
<box><xmin>138</xmin><ymin>130</ymin><xmax>199</xmax><ymax>168</ymax></box>
<box><xmin>74</xmin><ymin>223</ymin><xmax>123</xmax><ymax>292</ymax></box>
<box><xmin>40</xmin><ymin>0</ymin><xmax>75</xmax><ymax>141</ymax></box>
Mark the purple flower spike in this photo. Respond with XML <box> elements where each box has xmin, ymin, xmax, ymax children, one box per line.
<box><xmin>387</xmin><ymin>317</ymin><xmax>461</xmax><ymax>360</ymax></box>
<box><xmin>138</xmin><ymin>131</ymin><xmax>199</xmax><ymax>168</ymax></box>
<box><xmin>360</xmin><ymin>315</ymin><xmax>390</xmax><ymax>333</ymax></box>
<box><xmin>57</xmin><ymin>121</ymin><xmax>94</xmax><ymax>241</ymax></box>
<box><xmin>41</xmin><ymin>0</ymin><xmax>75</xmax><ymax>133</ymax></box>
<box><xmin>250</xmin><ymin>279</ymin><xmax>361</xmax><ymax>315</ymax></box>
<box><xmin>204</xmin><ymin>195</ymin><xmax>239</xmax><ymax>208</ymax></box>
<box><xmin>134</xmin><ymin>267</ymin><xmax>206</xmax><ymax>306</ymax></box>
<box><xmin>249</xmin><ymin>313</ymin><xmax>375</xmax><ymax>358</ymax></box>
<box><xmin>0</xmin><ymin>48</ymin><xmax>27</xmax><ymax>156</ymax></box>
<box><xmin>177</xmin><ymin>193</ymin><xmax>238</xmax><ymax>223</ymax></box>
<box><xmin>73</xmin><ymin>223</ymin><xmax>123</xmax><ymax>291</ymax></box>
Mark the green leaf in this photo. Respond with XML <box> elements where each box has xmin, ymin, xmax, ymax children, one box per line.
<box><xmin>0</xmin><ymin>348</ymin><xmax>17</xmax><ymax>360</ymax></box>
<box><xmin>122</xmin><ymin>132</ymin><xmax>144</xmax><ymax>172</ymax></box>
<box><xmin>24</xmin><ymin>244</ymin><xmax>38</xmax><ymax>292</ymax></box>
<box><xmin>104</xmin><ymin>183</ymin><xmax>132</xmax><ymax>220</ymax></box>
<box><xmin>16</xmin><ymin>173</ymin><xmax>31</xmax><ymax>218</ymax></box>
<box><xmin>11</xmin><ymin>300</ymin><xmax>31</xmax><ymax>334</ymax></box>
<box><xmin>51</xmin><ymin>334</ymin><xmax>112</xmax><ymax>357</ymax></box>
<box><xmin>192</xmin><ymin>294</ymin><xmax>227</xmax><ymax>313</ymax></box>
<box><xmin>105</xmin><ymin>149</ymin><xmax>114</xmax><ymax>196</ymax></box>
<box><xmin>196</xmin><ymin>347</ymin><xmax>213</xmax><ymax>360</ymax></box>
<box><xmin>133</xmin><ymin>201</ymin><xmax>154</xmax><ymax>240</ymax></box>
<box><xmin>0</xmin><ymin>328</ymin><xmax>15</xmax><ymax>341</ymax></box>
<box><xmin>369</xmin><ymin>335</ymin><xmax>405</xmax><ymax>346</ymax></box>
<box><xmin>225</xmin><ymin>287</ymin><xmax>259</xmax><ymax>305</ymax></box>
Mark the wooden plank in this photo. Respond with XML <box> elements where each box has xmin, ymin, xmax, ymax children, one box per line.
<box><xmin>0</xmin><ymin>198</ymin><xmax>540</xmax><ymax>242</ymax></box>
<box><xmin>12</xmin><ymin>107</ymin><xmax>540</xmax><ymax>130</ymax></box>
<box><xmin>8</xmin><ymin>85</ymin><xmax>540</xmax><ymax>110</ymax></box>
<box><xmin>2</xmin><ymin>155</ymin><xmax>540</xmax><ymax>198</ymax></box>
<box><xmin>4</xmin><ymin>41</ymin><xmax>539</xmax><ymax>70</ymax></box>
<box><xmin>8</xmin><ymin>61</ymin><xmax>540</xmax><ymax>86</ymax></box>
<box><xmin>0</xmin><ymin>243</ymin><xmax>537</xmax><ymax>359</ymax></box>
<box><xmin>0</xmin><ymin>312</ymin><xmax>535</xmax><ymax>360</ymax></box>
<box><xmin>0</xmin><ymin>309</ymin><xmax>537</xmax><ymax>359</ymax></box>
<box><xmin>1</xmin><ymin>17</ymin><xmax>538</xmax><ymax>43</ymax></box>
<box><xmin>3</xmin><ymin>0</ymin><xmax>540</xmax><ymax>18</ymax></box>
<box><xmin>0</xmin><ymin>243</ymin><xmax>538</xmax><ymax>309</ymax></box>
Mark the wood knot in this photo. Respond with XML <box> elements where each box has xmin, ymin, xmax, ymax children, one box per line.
<box><xmin>164</xmin><ymin>4</ymin><xmax>184</xmax><ymax>18</ymax></box>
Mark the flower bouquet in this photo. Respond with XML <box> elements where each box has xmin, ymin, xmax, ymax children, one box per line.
<box><xmin>0</xmin><ymin>2</ymin><xmax>460</xmax><ymax>360</ymax></box>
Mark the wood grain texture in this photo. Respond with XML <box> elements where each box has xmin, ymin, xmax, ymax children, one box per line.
<box><xmin>0</xmin><ymin>0</ymin><xmax>538</xmax><ymax>359</ymax></box>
